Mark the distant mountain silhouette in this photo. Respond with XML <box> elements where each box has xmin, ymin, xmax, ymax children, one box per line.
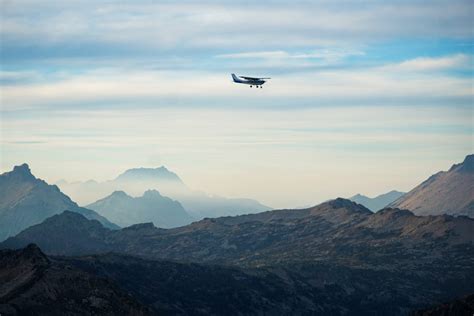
<box><xmin>2</xmin><ymin>198</ymin><xmax>473</xmax><ymax>314</ymax></box>
<box><xmin>390</xmin><ymin>154</ymin><xmax>474</xmax><ymax>217</ymax></box>
<box><xmin>57</xmin><ymin>166</ymin><xmax>271</xmax><ymax>218</ymax></box>
<box><xmin>87</xmin><ymin>190</ymin><xmax>194</xmax><ymax>228</ymax></box>
<box><xmin>115</xmin><ymin>166</ymin><xmax>184</xmax><ymax>183</ymax></box>
<box><xmin>349</xmin><ymin>190</ymin><xmax>405</xmax><ymax>212</ymax></box>
<box><xmin>0</xmin><ymin>164</ymin><xmax>118</xmax><ymax>241</ymax></box>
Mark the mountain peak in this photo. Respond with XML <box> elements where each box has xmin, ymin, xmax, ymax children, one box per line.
<box><xmin>143</xmin><ymin>189</ymin><xmax>162</xmax><ymax>197</ymax></box>
<box><xmin>327</xmin><ymin>198</ymin><xmax>370</xmax><ymax>212</ymax></box>
<box><xmin>10</xmin><ymin>163</ymin><xmax>35</xmax><ymax>180</ymax></box>
<box><xmin>115</xmin><ymin>166</ymin><xmax>183</xmax><ymax>183</ymax></box>
<box><xmin>451</xmin><ymin>154</ymin><xmax>474</xmax><ymax>173</ymax></box>
<box><xmin>110</xmin><ymin>190</ymin><xmax>130</xmax><ymax>198</ymax></box>
<box><xmin>21</xmin><ymin>243</ymin><xmax>50</xmax><ymax>262</ymax></box>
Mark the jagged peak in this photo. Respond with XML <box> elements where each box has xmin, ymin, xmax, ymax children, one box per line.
<box><xmin>13</xmin><ymin>163</ymin><xmax>31</xmax><ymax>173</ymax></box>
<box><xmin>451</xmin><ymin>154</ymin><xmax>474</xmax><ymax>173</ymax></box>
<box><xmin>3</xmin><ymin>163</ymin><xmax>36</xmax><ymax>180</ymax></box>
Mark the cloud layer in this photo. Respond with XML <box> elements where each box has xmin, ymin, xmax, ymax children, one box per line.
<box><xmin>1</xmin><ymin>0</ymin><xmax>472</xmax><ymax>208</ymax></box>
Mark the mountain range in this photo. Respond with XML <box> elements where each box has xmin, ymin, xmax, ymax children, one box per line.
<box><xmin>0</xmin><ymin>164</ymin><xmax>118</xmax><ymax>241</ymax></box>
<box><xmin>1</xmin><ymin>155</ymin><xmax>473</xmax><ymax>314</ymax></box>
<box><xmin>57</xmin><ymin>166</ymin><xmax>270</xmax><ymax>219</ymax></box>
<box><xmin>2</xmin><ymin>198</ymin><xmax>473</xmax><ymax>314</ymax></box>
<box><xmin>86</xmin><ymin>190</ymin><xmax>194</xmax><ymax>228</ymax></box>
<box><xmin>390</xmin><ymin>154</ymin><xmax>474</xmax><ymax>217</ymax></box>
<box><xmin>349</xmin><ymin>190</ymin><xmax>405</xmax><ymax>212</ymax></box>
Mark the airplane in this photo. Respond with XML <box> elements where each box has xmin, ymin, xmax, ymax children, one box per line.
<box><xmin>231</xmin><ymin>73</ymin><xmax>270</xmax><ymax>88</ymax></box>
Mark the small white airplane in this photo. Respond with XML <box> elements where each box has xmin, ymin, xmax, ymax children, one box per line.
<box><xmin>231</xmin><ymin>74</ymin><xmax>270</xmax><ymax>88</ymax></box>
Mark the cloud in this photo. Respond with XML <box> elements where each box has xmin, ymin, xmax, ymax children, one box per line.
<box><xmin>380</xmin><ymin>54</ymin><xmax>472</xmax><ymax>72</ymax></box>
<box><xmin>216</xmin><ymin>48</ymin><xmax>364</xmax><ymax>65</ymax></box>
<box><xmin>1</xmin><ymin>56</ymin><xmax>472</xmax><ymax>111</ymax></box>
<box><xmin>2</xmin><ymin>105</ymin><xmax>472</xmax><ymax>207</ymax></box>
<box><xmin>1</xmin><ymin>1</ymin><xmax>472</xmax><ymax>62</ymax></box>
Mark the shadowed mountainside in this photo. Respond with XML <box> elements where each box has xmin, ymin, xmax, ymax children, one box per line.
<box><xmin>0</xmin><ymin>244</ymin><xmax>150</xmax><ymax>316</ymax></box>
<box><xmin>0</xmin><ymin>164</ymin><xmax>118</xmax><ymax>241</ymax></box>
<box><xmin>390</xmin><ymin>154</ymin><xmax>474</xmax><ymax>217</ymax></box>
<box><xmin>86</xmin><ymin>190</ymin><xmax>194</xmax><ymax>228</ymax></box>
<box><xmin>411</xmin><ymin>294</ymin><xmax>474</xmax><ymax>316</ymax></box>
<box><xmin>2</xmin><ymin>198</ymin><xmax>473</xmax><ymax>315</ymax></box>
<box><xmin>349</xmin><ymin>190</ymin><xmax>405</xmax><ymax>212</ymax></box>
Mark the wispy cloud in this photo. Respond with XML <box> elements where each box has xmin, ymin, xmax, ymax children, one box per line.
<box><xmin>1</xmin><ymin>0</ymin><xmax>472</xmax><ymax>208</ymax></box>
<box><xmin>2</xmin><ymin>56</ymin><xmax>472</xmax><ymax>111</ymax></box>
<box><xmin>380</xmin><ymin>54</ymin><xmax>472</xmax><ymax>72</ymax></box>
<box><xmin>2</xmin><ymin>106</ymin><xmax>471</xmax><ymax>207</ymax></box>
<box><xmin>216</xmin><ymin>48</ymin><xmax>364</xmax><ymax>66</ymax></box>
<box><xmin>1</xmin><ymin>1</ymin><xmax>472</xmax><ymax>62</ymax></box>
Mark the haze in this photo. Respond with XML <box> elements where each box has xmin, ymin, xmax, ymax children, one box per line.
<box><xmin>1</xmin><ymin>0</ymin><xmax>472</xmax><ymax>208</ymax></box>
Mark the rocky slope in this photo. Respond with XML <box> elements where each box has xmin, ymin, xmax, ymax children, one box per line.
<box><xmin>2</xmin><ymin>199</ymin><xmax>473</xmax><ymax>315</ymax></box>
<box><xmin>0</xmin><ymin>244</ymin><xmax>150</xmax><ymax>316</ymax></box>
<box><xmin>411</xmin><ymin>294</ymin><xmax>474</xmax><ymax>316</ymax></box>
<box><xmin>0</xmin><ymin>164</ymin><xmax>118</xmax><ymax>241</ymax></box>
<box><xmin>60</xmin><ymin>253</ymin><xmax>319</xmax><ymax>315</ymax></box>
<box><xmin>0</xmin><ymin>199</ymin><xmax>474</xmax><ymax>315</ymax></box>
<box><xmin>350</xmin><ymin>190</ymin><xmax>405</xmax><ymax>211</ymax></box>
<box><xmin>4</xmin><ymin>198</ymin><xmax>473</xmax><ymax>266</ymax></box>
<box><xmin>87</xmin><ymin>190</ymin><xmax>194</xmax><ymax>228</ymax></box>
<box><xmin>390</xmin><ymin>154</ymin><xmax>474</xmax><ymax>217</ymax></box>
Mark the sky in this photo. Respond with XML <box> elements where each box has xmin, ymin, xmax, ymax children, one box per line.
<box><xmin>0</xmin><ymin>0</ymin><xmax>473</xmax><ymax>208</ymax></box>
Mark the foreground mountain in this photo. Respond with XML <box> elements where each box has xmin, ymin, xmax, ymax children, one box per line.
<box><xmin>87</xmin><ymin>190</ymin><xmax>194</xmax><ymax>228</ymax></box>
<box><xmin>57</xmin><ymin>166</ymin><xmax>271</xmax><ymax>219</ymax></box>
<box><xmin>0</xmin><ymin>164</ymin><xmax>118</xmax><ymax>241</ymax></box>
<box><xmin>411</xmin><ymin>294</ymin><xmax>474</xmax><ymax>316</ymax></box>
<box><xmin>349</xmin><ymin>190</ymin><xmax>405</xmax><ymax>211</ymax></box>
<box><xmin>61</xmin><ymin>253</ymin><xmax>319</xmax><ymax>315</ymax></box>
<box><xmin>390</xmin><ymin>154</ymin><xmax>474</xmax><ymax>217</ymax></box>
<box><xmin>0</xmin><ymin>244</ymin><xmax>150</xmax><ymax>315</ymax></box>
<box><xmin>2</xmin><ymin>199</ymin><xmax>473</xmax><ymax>314</ymax></box>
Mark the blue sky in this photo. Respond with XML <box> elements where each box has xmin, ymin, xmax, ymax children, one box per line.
<box><xmin>1</xmin><ymin>0</ymin><xmax>473</xmax><ymax>207</ymax></box>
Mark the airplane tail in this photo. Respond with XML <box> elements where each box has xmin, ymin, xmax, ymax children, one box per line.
<box><xmin>231</xmin><ymin>73</ymin><xmax>240</xmax><ymax>83</ymax></box>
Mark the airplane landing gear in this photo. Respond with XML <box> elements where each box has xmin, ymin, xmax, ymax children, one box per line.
<box><xmin>250</xmin><ymin>85</ymin><xmax>252</xmax><ymax>88</ymax></box>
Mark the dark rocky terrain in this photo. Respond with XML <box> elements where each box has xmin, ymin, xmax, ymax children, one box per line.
<box><xmin>86</xmin><ymin>190</ymin><xmax>194</xmax><ymax>228</ymax></box>
<box><xmin>390</xmin><ymin>154</ymin><xmax>474</xmax><ymax>217</ymax></box>
<box><xmin>57</xmin><ymin>166</ymin><xmax>271</xmax><ymax>218</ymax></box>
<box><xmin>350</xmin><ymin>190</ymin><xmax>405</xmax><ymax>212</ymax></box>
<box><xmin>60</xmin><ymin>253</ymin><xmax>318</xmax><ymax>315</ymax></box>
<box><xmin>2</xmin><ymin>198</ymin><xmax>473</xmax><ymax>315</ymax></box>
<box><xmin>0</xmin><ymin>164</ymin><xmax>118</xmax><ymax>241</ymax></box>
<box><xmin>0</xmin><ymin>244</ymin><xmax>150</xmax><ymax>316</ymax></box>
<box><xmin>411</xmin><ymin>294</ymin><xmax>474</xmax><ymax>316</ymax></box>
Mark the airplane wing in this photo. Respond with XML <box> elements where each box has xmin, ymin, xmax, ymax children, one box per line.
<box><xmin>240</xmin><ymin>76</ymin><xmax>271</xmax><ymax>80</ymax></box>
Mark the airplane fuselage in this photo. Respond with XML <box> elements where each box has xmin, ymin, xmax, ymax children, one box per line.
<box><xmin>232</xmin><ymin>74</ymin><xmax>266</xmax><ymax>86</ymax></box>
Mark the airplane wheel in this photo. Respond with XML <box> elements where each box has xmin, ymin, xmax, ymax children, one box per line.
<box><xmin>250</xmin><ymin>86</ymin><xmax>252</xmax><ymax>88</ymax></box>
